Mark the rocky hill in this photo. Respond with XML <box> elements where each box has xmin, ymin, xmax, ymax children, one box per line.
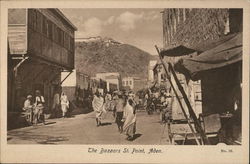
<box><xmin>75</xmin><ymin>37</ymin><xmax>156</xmax><ymax>78</ymax></box>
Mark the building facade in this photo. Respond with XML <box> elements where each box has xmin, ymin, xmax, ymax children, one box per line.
<box><xmin>148</xmin><ymin>60</ymin><xmax>157</xmax><ymax>82</ymax></box>
<box><xmin>162</xmin><ymin>8</ymin><xmax>242</xmax><ymax>118</ymax></box>
<box><xmin>133</xmin><ymin>77</ymin><xmax>148</xmax><ymax>93</ymax></box>
<box><xmin>8</xmin><ymin>9</ymin><xmax>77</xmax><ymax>114</ymax></box>
<box><xmin>122</xmin><ymin>76</ymin><xmax>148</xmax><ymax>93</ymax></box>
<box><xmin>162</xmin><ymin>8</ymin><xmax>242</xmax><ymax>50</ymax></box>
<box><xmin>61</xmin><ymin>69</ymin><xmax>90</xmax><ymax>102</ymax></box>
<box><xmin>122</xmin><ymin>77</ymin><xmax>134</xmax><ymax>90</ymax></box>
<box><xmin>95</xmin><ymin>72</ymin><xmax>121</xmax><ymax>92</ymax></box>
<box><xmin>152</xmin><ymin>63</ymin><xmax>165</xmax><ymax>86</ymax></box>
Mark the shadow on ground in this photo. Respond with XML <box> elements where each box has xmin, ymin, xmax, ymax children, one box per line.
<box><xmin>100</xmin><ymin>122</ymin><xmax>112</xmax><ymax>126</ymax></box>
<box><xmin>37</xmin><ymin>136</ymin><xmax>69</xmax><ymax>144</ymax></box>
<box><xmin>8</xmin><ymin>130</ymin><xmax>69</xmax><ymax>144</ymax></box>
<box><xmin>129</xmin><ymin>133</ymin><xmax>142</xmax><ymax>141</ymax></box>
<box><xmin>44</xmin><ymin>121</ymin><xmax>56</xmax><ymax>125</ymax></box>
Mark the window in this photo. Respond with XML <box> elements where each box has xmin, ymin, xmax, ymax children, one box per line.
<box><xmin>129</xmin><ymin>81</ymin><xmax>132</xmax><ymax>85</ymax></box>
<box><xmin>33</xmin><ymin>10</ymin><xmax>37</xmax><ymax>30</ymax></box>
<box><xmin>36</xmin><ymin>11</ymin><xmax>42</xmax><ymax>33</ymax></box>
<box><xmin>69</xmin><ymin>36</ymin><xmax>72</xmax><ymax>51</ymax></box>
<box><xmin>60</xmin><ymin>30</ymin><xmax>64</xmax><ymax>46</ymax></box>
<box><xmin>63</xmin><ymin>33</ymin><xmax>66</xmax><ymax>48</ymax></box>
<box><xmin>57</xmin><ymin>27</ymin><xmax>61</xmax><ymax>44</ymax></box>
<box><xmin>42</xmin><ymin>15</ymin><xmax>47</xmax><ymax>35</ymax></box>
<box><xmin>54</xmin><ymin>27</ymin><xmax>58</xmax><ymax>42</ymax></box>
<box><xmin>28</xmin><ymin>9</ymin><xmax>33</xmax><ymax>28</ymax></box>
<box><xmin>64</xmin><ymin>33</ymin><xmax>70</xmax><ymax>50</ymax></box>
<box><xmin>70</xmin><ymin>37</ymin><xmax>74</xmax><ymax>52</ymax></box>
<box><xmin>179</xmin><ymin>9</ymin><xmax>184</xmax><ymax>23</ymax></box>
<box><xmin>126</xmin><ymin>81</ymin><xmax>128</xmax><ymax>86</ymax></box>
<box><xmin>67</xmin><ymin>34</ymin><xmax>70</xmax><ymax>50</ymax></box>
<box><xmin>52</xmin><ymin>23</ymin><xmax>56</xmax><ymax>41</ymax></box>
<box><xmin>28</xmin><ymin>9</ymin><xmax>36</xmax><ymax>30</ymax></box>
<box><xmin>68</xmin><ymin>35</ymin><xmax>71</xmax><ymax>50</ymax></box>
<box><xmin>47</xmin><ymin>20</ymin><xmax>53</xmax><ymax>39</ymax></box>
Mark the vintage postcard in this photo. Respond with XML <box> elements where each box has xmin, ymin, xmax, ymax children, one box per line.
<box><xmin>0</xmin><ymin>0</ymin><xmax>249</xmax><ymax>163</ymax></box>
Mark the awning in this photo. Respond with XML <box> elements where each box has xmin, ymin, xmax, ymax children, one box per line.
<box><xmin>174</xmin><ymin>33</ymin><xmax>242</xmax><ymax>81</ymax></box>
<box><xmin>160</xmin><ymin>45</ymin><xmax>196</xmax><ymax>57</ymax></box>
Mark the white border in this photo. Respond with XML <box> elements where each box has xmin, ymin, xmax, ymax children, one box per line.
<box><xmin>0</xmin><ymin>0</ymin><xmax>249</xmax><ymax>163</ymax></box>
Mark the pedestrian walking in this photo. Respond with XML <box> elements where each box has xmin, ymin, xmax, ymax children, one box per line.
<box><xmin>123</xmin><ymin>99</ymin><xmax>137</xmax><ymax>141</ymax></box>
<box><xmin>109</xmin><ymin>92</ymin><xmax>118</xmax><ymax>117</ymax></box>
<box><xmin>128</xmin><ymin>91</ymin><xmax>137</xmax><ymax>111</ymax></box>
<box><xmin>104</xmin><ymin>92</ymin><xmax>112</xmax><ymax>111</ymax></box>
<box><xmin>92</xmin><ymin>91</ymin><xmax>104</xmax><ymax>126</ymax></box>
<box><xmin>22</xmin><ymin>95</ymin><xmax>34</xmax><ymax>125</ymax></box>
<box><xmin>33</xmin><ymin>90</ymin><xmax>45</xmax><ymax>125</ymax></box>
<box><xmin>61</xmin><ymin>92</ymin><xmax>69</xmax><ymax>118</ymax></box>
<box><xmin>113</xmin><ymin>92</ymin><xmax>125</xmax><ymax>133</ymax></box>
<box><xmin>52</xmin><ymin>89</ymin><xmax>60</xmax><ymax>118</ymax></box>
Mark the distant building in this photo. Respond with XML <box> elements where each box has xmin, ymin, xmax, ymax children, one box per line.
<box><xmin>133</xmin><ymin>77</ymin><xmax>148</xmax><ymax>92</ymax></box>
<box><xmin>148</xmin><ymin>60</ymin><xmax>157</xmax><ymax>82</ymax></box>
<box><xmin>122</xmin><ymin>76</ymin><xmax>148</xmax><ymax>93</ymax></box>
<box><xmin>75</xmin><ymin>37</ymin><xmax>122</xmax><ymax>47</ymax></box>
<box><xmin>152</xmin><ymin>62</ymin><xmax>165</xmax><ymax>86</ymax></box>
<box><xmin>95</xmin><ymin>72</ymin><xmax>121</xmax><ymax>92</ymax></box>
<box><xmin>61</xmin><ymin>70</ymin><xmax>90</xmax><ymax>101</ymax></box>
<box><xmin>122</xmin><ymin>77</ymin><xmax>134</xmax><ymax>90</ymax></box>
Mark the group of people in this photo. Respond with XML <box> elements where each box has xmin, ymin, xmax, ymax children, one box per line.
<box><xmin>22</xmin><ymin>90</ymin><xmax>46</xmax><ymax>125</ymax></box>
<box><xmin>159</xmin><ymin>90</ymin><xmax>172</xmax><ymax>123</ymax></box>
<box><xmin>144</xmin><ymin>88</ymin><xmax>172</xmax><ymax>123</ymax></box>
<box><xmin>22</xmin><ymin>89</ymin><xmax>70</xmax><ymax>125</ymax></box>
<box><xmin>52</xmin><ymin>91</ymin><xmax>70</xmax><ymax>118</ymax></box>
<box><xmin>92</xmin><ymin>90</ymin><xmax>137</xmax><ymax>141</ymax></box>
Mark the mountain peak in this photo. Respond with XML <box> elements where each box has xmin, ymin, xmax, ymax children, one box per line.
<box><xmin>75</xmin><ymin>36</ymin><xmax>122</xmax><ymax>46</ymax></box>
<box><xmin>75</xmin><ymin>40</ymin><xmax>152</xmax><ymax>78</ymax></box>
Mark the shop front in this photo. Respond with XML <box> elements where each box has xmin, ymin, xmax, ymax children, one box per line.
<box><xmin>174</xmin><ymin>32</ymin><xmax>242</xmax><ymax>144</ymax></box>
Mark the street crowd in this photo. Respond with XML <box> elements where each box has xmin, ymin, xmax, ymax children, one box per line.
<box><xmin>21</xmin><ymin>85</ymin><xmax>172</xmax><ymax>141</ymax></box>
<box><xmin>92</xmin><ymin>88</ymin><xmax>172</xmax><ymax>141</ymax></box>
<box><xmin>143</xmin><ymin>88</ymin><xmax>172</xmax><ymax>124</ymax></box>
<box><xmin>22</xmin><ymin>88</ymin><xmax>70</xmax><ymax>126</ymax></box>
<box><xmin>92</xmin><ymin>91</ymin><xmax>137</xmax><ymax>141</ymax></box>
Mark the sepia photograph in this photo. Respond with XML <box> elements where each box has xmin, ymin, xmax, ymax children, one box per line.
<box><xmin>0</xmin><ymin>0</ymin><xmax>249</xmax><ymax>163</ymax></box>
<box><xmin>6</xmin><ymin>7</ymin><xmax>243</xmax><ymax>145</ymax></box>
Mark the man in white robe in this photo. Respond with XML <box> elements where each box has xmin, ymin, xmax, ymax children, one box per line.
<box><xmin>92</xmin><ymin>92</ymin><xmax>104</xmax><ymax>126</ymax></box>
<box><xmin>123</xmin><ymin>99</ymin><xmax>136</xmax><ymax>141</ymax></box>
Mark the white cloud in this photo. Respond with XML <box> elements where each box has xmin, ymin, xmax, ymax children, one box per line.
<box><xmin>144</xmin><ymin>11</ymin><xmax>160</xmax><ymax>21</ymax></box>
<box><xmin>77</xmin><ymin>17</ymin><xmax>103</xmax><ymax>37</ymax></box>
<box><xmin>151</xmin><ymin>14</ymin><xmax>160</xmax><ymax>20</ymax></box>
<box><xmin>104</xmin><ymin>16</ymin><xmax>115</xmax><ymax>25</ymax></box>
<box><xmin>116</xmin><ymin>11</ymin><xmax>144</xmax><ymax>31</ymax></box>
<box><xmin>75</xmin><ymin>10</ymin><xmax>161</xmax><ymax>37</ymax></box>
<box><xmin>77</xmin><ymin>16</ymin><xmax>118</xmax><ymax>37</ymax></box>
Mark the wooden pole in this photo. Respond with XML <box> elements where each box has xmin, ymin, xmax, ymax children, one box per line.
<box><xmin>168</xmin><ymin>63</ymin><xmax>210</xmax><ymax>144</ymax></box>
<box><xmin>60</xmin><ymin>71</ymin><xmax>73</xmax><ymax>85</ymax></box>
<box><xmin>155</xmin><ymin>45</ymin><xmax>201</xmax><ymax>145</ymax></box>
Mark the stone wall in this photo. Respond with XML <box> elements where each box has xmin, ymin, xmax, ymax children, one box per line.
<box><xmin>163</xmin><ymin>8</ymin><xmax>242</xmax><ymax>50</ymax></box>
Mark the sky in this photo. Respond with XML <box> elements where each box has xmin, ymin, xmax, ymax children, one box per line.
<box><xmin>61</xmin><ymin>8</ymin><xmax>163</xmax><ymax>55</ymax></box>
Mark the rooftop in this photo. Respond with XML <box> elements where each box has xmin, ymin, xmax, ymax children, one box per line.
<box><xmin>54</xmin><ymin>9</ymin><xmax>78</xmax><ymax>31</ymax></box>
<box><xmin>105</xmin><ymin>75</ymin><xmax>119</xmax><ymax>79</ymax></box>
